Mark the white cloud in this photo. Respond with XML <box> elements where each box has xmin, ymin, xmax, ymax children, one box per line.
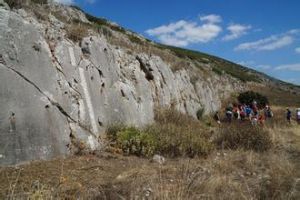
<box><xmin>53</xmin><ymin>0</ymin><xmax>74</xmax><ymax>4</ymax></box>
<box><xmin>235</xmin><ymin>30</ymin><xmax>300</xmax><ymax>51</ymax></box>
<box><xmin>235</xmin><ymin>35</ymin><xmax>293</xmax><ymax>51</ymax></box>
<box><xmin>200</xmin><ymin>14</ymin><xmax>222</xmax><ymax>24</ymax></box>
<box><xmin>146</xmin><ymin>14</ymin><xmax>222</xmax><ymax>47</ymax></box>
<box><xmin>223</xmin><ymin>24</ymin><xmax>251</xmax><ymax>41</ymax></box>
<box><xmin>275</xmin><ymin>63</ymin><xmax>300</xmax><ymax>71</ymax></box>
<box><xmin>295</xmin><ymin>47</ymin><xmax>300</xmax><ymax>54</ymax></box>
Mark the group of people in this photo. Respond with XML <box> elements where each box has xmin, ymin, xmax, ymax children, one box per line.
<box><xmin>286</xmin><ymin>108</ymin><xmax>300</xmax><ymax>124</ymax></box>
<box><xmin>231</xmin><ymin>101</ymin><xmax>272</xmax><ymax>125</ymax></box>
<box><xmin>214</xmin><ymin>101</ymin><xmax>300</xmax><ymax>125</ymax></box>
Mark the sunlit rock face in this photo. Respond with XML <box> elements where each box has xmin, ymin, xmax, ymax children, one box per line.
<box><xmin>0</xmin><ymin>5</ymin><xmax>244</xmax><ymax>165</ymax></box>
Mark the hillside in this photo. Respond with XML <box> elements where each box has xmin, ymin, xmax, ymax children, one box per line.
<box><xmin>0</xmin><ymin>0</ymin><xmax>299</xmax><ymax>164</ymax></box>
<box><xmin>1</xmin><ymin>1</ymin><xmax>300</xmax><ymax>199</ymax></box>
<box><xmin>71</xmin><ymin>4</ymin><xmax>300</xmax><ymax>90</ymax></box>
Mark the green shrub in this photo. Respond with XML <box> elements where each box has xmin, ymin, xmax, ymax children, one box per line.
<box><xmin>106</xmin><ymin>123</ymin><xmax>126</xmax><ymax>141</ymax></box>
<box><xmin>238</xmin><ymin>91</ymin><xmax>269</xmax><ymax>108</ymax></box>
<box><xmin>127</xmin><ymin>34</ymin><xmax>144</xmax><ymax>45</ymax></box>
<box><xmin>116</xmin><ymin>127</ymin><xmax>156</xmax><ymax>157</ymax></box>
<box><xmin>212</xmin><ymin>67</ymin><xmax>223</xmax><ymax>75</ymax></box>
<box><xmin>106</xmin><ymin>109</ymin><xmax>214</xmax><ymax>158</ymax></box>
<box><xmin>215</xmin><ymin>123</ymin><xmax>272</xmax><ymax>152</ymax></box>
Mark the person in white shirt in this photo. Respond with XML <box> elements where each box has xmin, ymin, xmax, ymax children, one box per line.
<box><xmin>297</xmin><ymin>108</ymin><xmax>300</xmax><ymax>124</ymax></box>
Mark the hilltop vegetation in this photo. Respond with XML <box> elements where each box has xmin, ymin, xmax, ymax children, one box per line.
<box><xmin>4</xmin><ymin>0</ymin><xmax>300</xmax><ymax>90</ymax></box>
<box><xmin>70</xmin><ymin>4</ymin><xmax>300</xmax><ymax>90</ymax></box>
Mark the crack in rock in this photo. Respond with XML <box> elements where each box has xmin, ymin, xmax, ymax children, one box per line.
<box><xmin>5</xmin><ymin>64</ymin><xmax>76</xmax><ymax>123</ymax></box>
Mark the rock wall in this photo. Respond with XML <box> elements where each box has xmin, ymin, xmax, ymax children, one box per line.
<box><xmin>0</xmin><ymin>6</ymin><xmax>244</xmax><ymax>165</ymax></box>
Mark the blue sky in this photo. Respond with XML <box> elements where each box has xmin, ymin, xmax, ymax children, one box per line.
<box><xmin>56</xmin><ymin>0</ymin><xmax>300</xmax><ymax>85</ymax></box>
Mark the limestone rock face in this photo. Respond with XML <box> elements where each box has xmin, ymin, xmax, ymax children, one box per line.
<box><xmin>0</xmin><ymin>7</ymin><xmax>244</xmax><ymax>165</ymax></box>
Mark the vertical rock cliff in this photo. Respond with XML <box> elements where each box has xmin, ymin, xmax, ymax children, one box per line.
<box><xmin>0</xmin><ymin>2</ymin><xmax>245</xmax><ymax>165</ymax></box>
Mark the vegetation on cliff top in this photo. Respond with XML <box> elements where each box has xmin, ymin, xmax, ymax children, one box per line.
<box><xmin>4</xmin><ymin>0</ymin><xmax>300</xmax><ymax>88</ymax></box>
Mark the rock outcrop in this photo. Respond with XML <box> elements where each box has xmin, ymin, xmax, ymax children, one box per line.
<box><xmin>0</xmin><ymin>4</ymin><xmax>244</xmax><ymax>165</ymax></box>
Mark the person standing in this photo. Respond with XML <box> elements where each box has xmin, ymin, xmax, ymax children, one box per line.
<box><xmin>296</xmin><ymin>108</ymin><xmax>300</xmax><ymax>124</ymax></box>
<box><xmin>264</xmin><ymin>105</ymin><xmax>273</xmax><ymax>119</ymax></box>
<box><xmin>286</xmin><ymin>108</ymin><xmax>292</xmax><ymax>124</ymax></box>
<box><xmin>214</xmin><ymin>111</ymin><xmax>221</xmax><ymax>125</ymax></box>
<box><xmin>225</xmin><ymin>105</ymin><xmax>233</xmax><ymax>123</ymax></box>
<box><xmin>9</xmin><ymin>112</ymin><xmax>16</xmax><ymax>132</ymax></box>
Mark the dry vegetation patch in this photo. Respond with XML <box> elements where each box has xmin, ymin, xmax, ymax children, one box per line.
<box><xmin>66</xmin><ymin>23</ymin><xmax>89</xmax><ymax>43</ymax></box>
<box><xmin>1</xmin><ymin>107</ymin><xmax>299</xmax><ymax>199</ymax></box>
<box><xmin>215</xmin><ymin>123</ymin><xmax>272</xmax><ymax>152</ymax></box>
<box><xmin>0</xmin><ymin>149</ymin><xmax>298</xmax><ymax>199</ymax></box>
<box><xmin>106</xmin><ymin>108</ymin><xmax>214</xmax><ymax>158</ymax></box>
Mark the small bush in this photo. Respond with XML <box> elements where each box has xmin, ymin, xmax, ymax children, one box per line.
<box><xmin>106</xmin><ymin>123</ymin><xmax>126</xmax><ymax>141</ymax></box>
<box><xmin>106</xmin><ymin>109</ymin><xmax>214</xmax><ymax>158</ymax></box>
<box><xmin>66</xmin><ymin>24</ymin><xmax>88</xmax><ymax>42</ymax></box>
<box><xmin>215</xmin><ymin>123</ymin><xmax>272</xmax><ymax>152</ymax></box>
<box><xmin>238</xmin><ymin>91</ymin><xmax>269</xmax><ymax>108</ymax></box>
<box><xmin>4</xmin><ymin>0</ymin><xmax>24</xmax><ymax>9</ymax></box>
<box><xmin>127</xmin><ymin>34</ymin><xmax>144</xmax><ymax>45</ymax></box>
<box><xmin>151</xmin><ymin>108</ymin><xmax>213</xmax><ymax>157</ymax></box>
<box><xmin>116</xmin><ymin>127</ymin><xmax>156</xmax><ymax>157</ymax></box>
<box><xmin>145</xmin><ymin>123</ymin><xmax>213</xmax><ymax>157</ymax></box>
<box><xmin>212</xmin><ymin>67</ymin><xmax>223</xmax><ymax>75</ymax></box>
<box><xmin>196</xmin><ymin>108</ymin><xmax>204</xmax><ymax>120</ymax></box>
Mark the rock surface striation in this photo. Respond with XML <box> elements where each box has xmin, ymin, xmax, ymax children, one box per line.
<box><xmin>0</xmin><ymin>3</ymin><xmax>244</xmax><ymax>165</ymax></box>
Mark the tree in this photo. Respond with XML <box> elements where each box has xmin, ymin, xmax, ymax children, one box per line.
<box><xmin>238</xmin><ymin>91</ymin><xmax>269</xmax><ymax>109</ymax></box>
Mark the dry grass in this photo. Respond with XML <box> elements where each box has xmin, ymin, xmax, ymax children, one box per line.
<box><xmin>0</xmin><ymin>149</ymin><xmax>298</xmax><ymax>199</ymax></box>
<box><xmin>0</xmin><ymin>107</ymin><xmax>300</xmax><ymax>200</ymax></box>
<box><xmin>215</xmin><ymin>123</ymin><xmax>272</xmax><ymax>152</ymax></box>
<box><xmin>66</xmin><ymin>23</ymin><xmax>89</xmax><ymax>43</ymax></box>
<box><xmin>1</xmin><ymin>108</ymin><xmax>300</xmax><ymax>199</ymax></box>
<box><xmin>249</xmin><ymin>84</ymin><xmax>300</xmax><ymax>107</ymax></box>
<box><xmin>106</xmin><ymin>108</ymin><xmax>213</xmax><ymax>158</ymax></box>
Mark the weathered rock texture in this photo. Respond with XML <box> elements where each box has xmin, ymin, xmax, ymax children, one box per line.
<box><xmin>0</xmin><ymin>4</ymin><xmax>244</xmax><ymax>165</ymax></box>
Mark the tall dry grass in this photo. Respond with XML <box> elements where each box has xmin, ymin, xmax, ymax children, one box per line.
<box><xmin>103</xmin><ymin>150</ymin><xmax>297</xmax><ymax>200</ymax></box>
